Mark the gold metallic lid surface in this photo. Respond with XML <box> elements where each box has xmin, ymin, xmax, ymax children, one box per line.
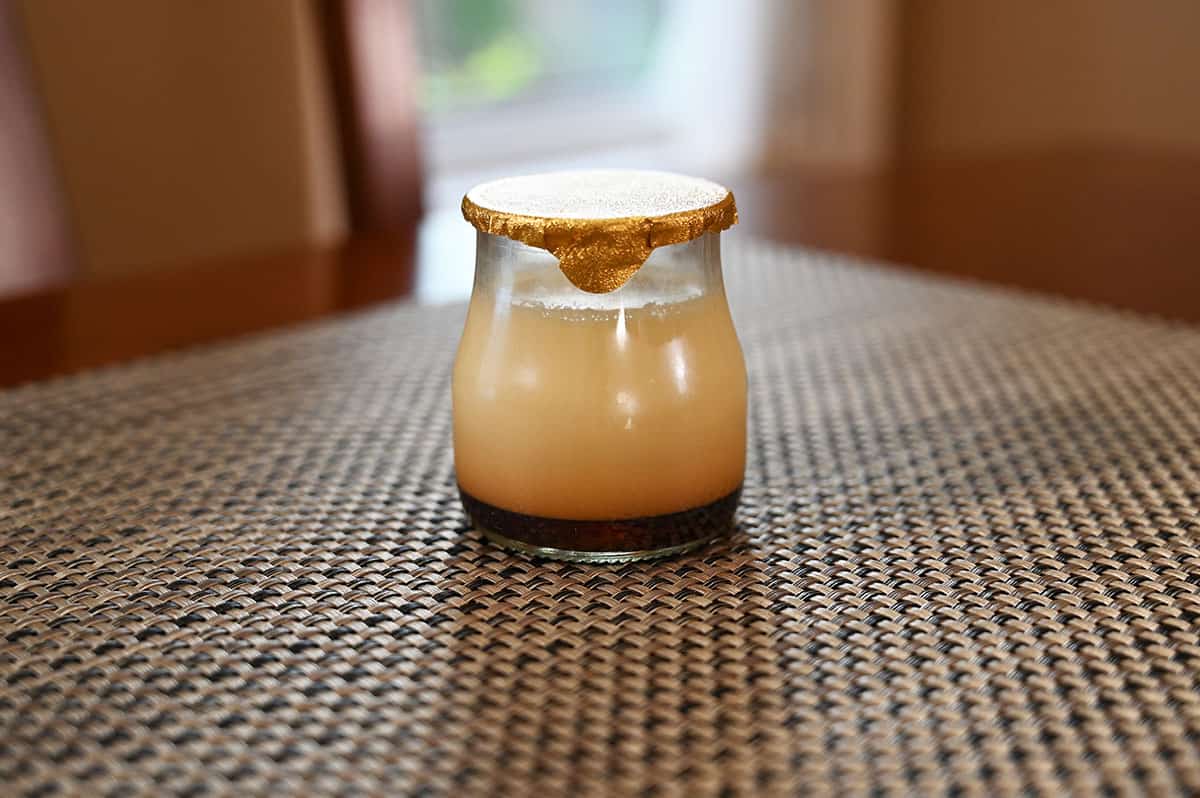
<box><xmin>462</xmin><ymin>170</ymin><xmax>738</xmax><ymax>293</ymax></box>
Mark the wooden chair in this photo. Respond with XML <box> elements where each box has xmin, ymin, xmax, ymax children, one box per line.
<box><xmin>320</xmin><ymin>0</ymin><xmax>424</xmax><ymax>234</ymax></box>
<box><xmin>1</xmin><ymin>0</ymin><xmax>423</xmax><ymax>295</ymax></box>
<box><xmin>0</xmin><ymin>0</ymin><xmax>75</xmax><ymax>297</ymax></box>
<box><xmin>0</xmin><ymin>0</ymin><xmax>424</xmax><ymax>385</ymax></box>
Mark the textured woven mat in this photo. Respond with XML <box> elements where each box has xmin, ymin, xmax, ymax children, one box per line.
<box><xmin>4</xmin><ymin>240</ymin><xmax>1200</xmax><ymax>797</ymax></box>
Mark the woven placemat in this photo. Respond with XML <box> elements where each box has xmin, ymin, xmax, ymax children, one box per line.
<box><xmin>4</xmin><ymin>240</ymin><xmax>1200</xmax><ymax>796</ymax></box>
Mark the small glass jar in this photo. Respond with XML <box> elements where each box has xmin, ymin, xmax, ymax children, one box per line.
<box><xmin>453</xmin><ymin>171</ymin><xmax>746</xmax><ymax>562</ymax></box>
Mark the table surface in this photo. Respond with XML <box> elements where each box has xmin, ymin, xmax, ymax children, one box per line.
<box><xmin>3</xmin><ymin>147</ymin><xmax>1200</xmax><ymax>390</ymax></box>
<box><xmin>4</xmin><ymin>237</ymin><xmax>1200</xmax><ymax>795</ymax></box>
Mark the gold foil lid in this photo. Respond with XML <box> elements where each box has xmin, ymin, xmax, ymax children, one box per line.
<box><xmin>462</xmin><ymin>170</ymin><xmax>738</xmax><ymax>293</ymax></box>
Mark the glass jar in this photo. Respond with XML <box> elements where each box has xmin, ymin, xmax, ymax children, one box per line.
<box><xmin>453</xmin><ymin>171</ymin><xmax>746</xmax><ymax>562</ymax></box>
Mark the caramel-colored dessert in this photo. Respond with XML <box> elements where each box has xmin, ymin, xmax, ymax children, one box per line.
<box><xmin>453</xmin><ymin>288</ymin><xmax>746</xmax><ymax>536</ymax></box>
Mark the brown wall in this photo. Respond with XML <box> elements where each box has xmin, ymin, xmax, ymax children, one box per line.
<box><xmin>901</xmin><ymin>0</ymin><xmax>1200</xmax><ymax>158</ymax></box>
<box><xmin>16</xmin><ymin>0</ymin><xmax>346</xmax><ymax>278</ymax></box>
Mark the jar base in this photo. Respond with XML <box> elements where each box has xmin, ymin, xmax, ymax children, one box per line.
<box><xmin>459</xmin><ymin>485</ymin><xmax>740</xmax><ymax>564</ymax></box>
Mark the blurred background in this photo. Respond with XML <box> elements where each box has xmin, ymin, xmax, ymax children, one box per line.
<box><xmin>2</xmin><ymin>0</ymin><xmax>1199</xmax><ymax>382</ymax></box>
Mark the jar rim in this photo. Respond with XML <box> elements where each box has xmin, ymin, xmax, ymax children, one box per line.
<box><xmin>461</xmin><ymin>169</ymin><xmax>737</xmax><ymax>294</ymax></box>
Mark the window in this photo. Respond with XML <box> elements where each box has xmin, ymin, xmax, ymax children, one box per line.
<box><xmin>413</xmin><ymin>0</ymin><xmax>777</xmax><ymax>210</ymax></box>
<box><xmin>414</xmin><ymin>0</ymin><xmax>665</xmax><ymax>115</ymax></box>
<box><xmin>414</xmin><ymin>0</ymin><xmax>674</xmax><ymax>190</ymax></box>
